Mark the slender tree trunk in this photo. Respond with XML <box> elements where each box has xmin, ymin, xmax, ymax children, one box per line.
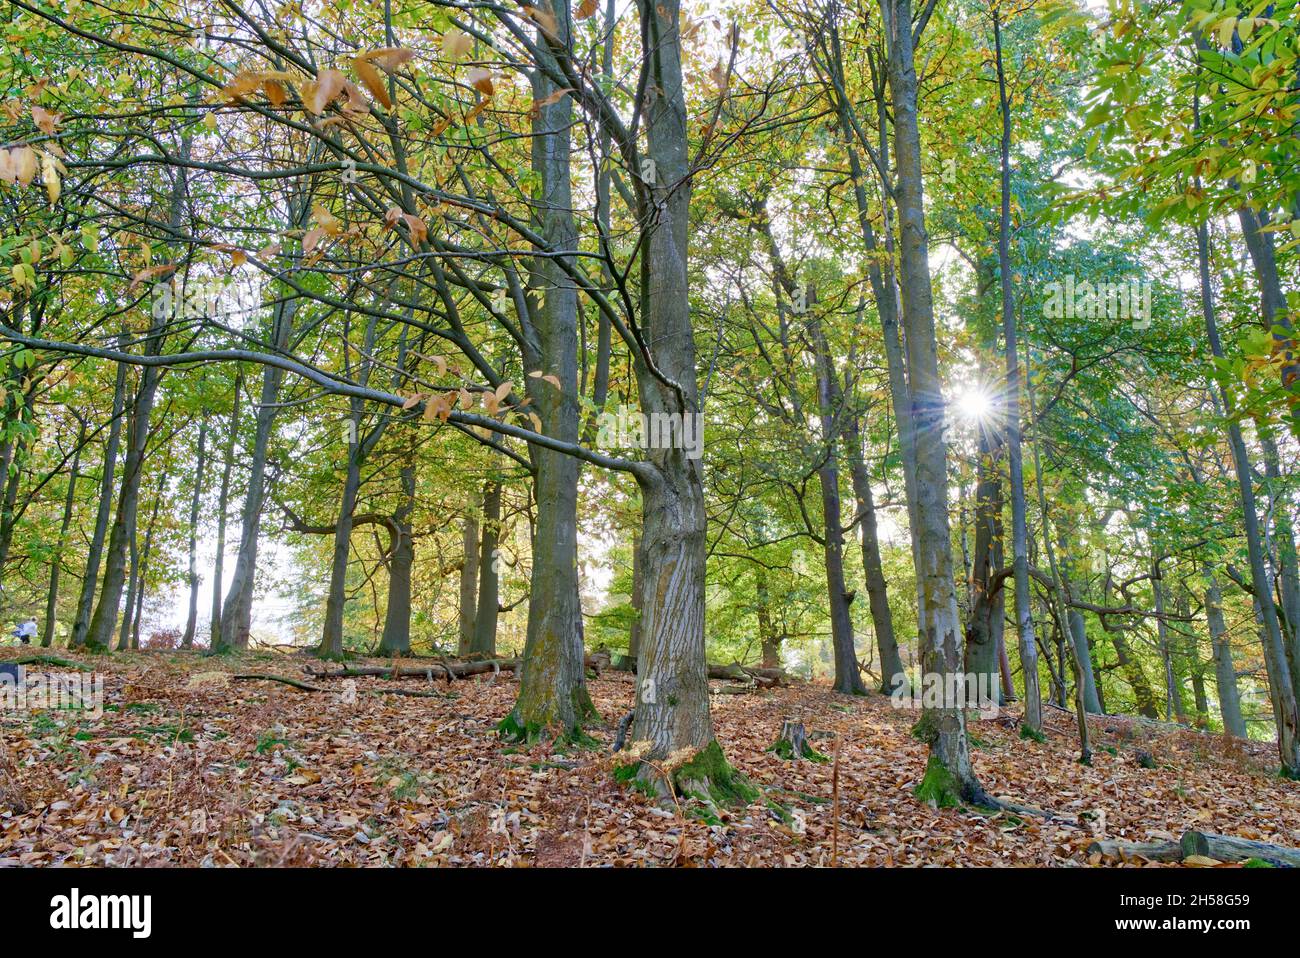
<box><xmin>458</xmin><ymin>511</ymin><xmax>478</xmax><ymax>656</ymax></box>
<box><xmin>994</xmin><ymin>13</ymin><xmax>1040</xmax><ymax>734</ymax></box>
<box><xmin>756</xmin><ymin>565</ymin><xmax>781</xmax><ymax>669</ymax></box>
<box><xmin>1259</xmin><ymin>433</ymin><xmax>1300</xmax><ymax>706</ymax></box>
<box><xmin>1203</xmin><ymin>564</ymin><xmax>1247</xmax><ymax>737</ymax></box>
<box><xmin>210</xmin><ymin>373</ymin><xmax>240</xmax><ymax>647</ymax></box>
<box><xmin>965</xmin><ymin>302</ymin><xmax>1005</xmax><ymax>702</ymax></box>
<box><xmin>319</xmin><ymin>398</ymin><xmax>366</xmax><ymax>659</ymax></box>
<box><xmin>882</xmin><ymin>0</ymin><xmax>987</xmax><ymax>804</ymax></box>
<box><xmin>218</xmin><ymin>196</ymin><xmax>309</xmax><ymax>653</ymax></box>
<box><xmin>71</xmin><ymin>359</ymin><xmax>127</xmax><ymax>650</ymax></box>
<box><xmin>181</xmin><ymin>423</ymin><xmax>207</xmax><ymax>649</ymax></box>
<box><xmin>807</xmin><ymin>310</ymin><xmax>866</xmax><ymax>695</ymax></box>
<box><xmin>126</xmin><ymin>488</ymin><xmax>162</xmax><ymax>651</ymax></box>
<box><xmin>846</xmin><ymin>415</ymin><xmax>907</xmax><ymax>692</ymax></box>
<box><xmin>89</xmin><ymin>363</ymin><xmax>159</xmax><ymax>651</ymax></box>
<box><xmin>470</xmin><ymin>478</ymin><xmax>501</xmax><ymax>657</ymax></box>
<box><xmin>1198</xmin><ymin>191</ymin><xmax>1300</xmax><ymax>773</ymax></box>
<box><xmin>1152</xmin><ymin>556</ymin><xmax>1185</xmax><ymax>722</ymax></box>
<box><xmin>41</xmin><ymin>429</ymin><xmax>82</xmax><ymax>648</ymax></box>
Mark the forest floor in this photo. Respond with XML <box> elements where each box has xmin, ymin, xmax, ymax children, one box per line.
<box><xmin>1</xmin><ymin>647</ymin><xmax>1297</xmax><ymax>867</ymax></box>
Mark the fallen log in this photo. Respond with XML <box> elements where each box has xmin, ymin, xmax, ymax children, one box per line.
<box><xmin>233</xmin><ymin>673</ymin><xmax>453</xmax><ymax>698</ymax></box>
<box><xmin>306</xmin><ymin>658</ymin><xmax>519</xmax><ymax>681</ymax></box>
<box><xmin>1086</xmin><ymin>838</ymin><xmax>1184</xmax><ymax>863</ymax></box>
<box><xmin>1180</xmin><ymin>830</ymin><xmax>1300</xmax><ymax>867</ymax></box>
<box><xmin>1087</xmin><ymin>831</ymin><xmax>1300</xmax><ymax>866</ymax></box>
<box><xmin>707</xmin><ymin>662</ymin><xmax>788</xmax><ymax>687</ymax></box>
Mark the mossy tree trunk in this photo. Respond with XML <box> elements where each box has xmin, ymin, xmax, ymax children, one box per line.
<box><xmin>882</xmin><ymin>0</ymin><xmax>987</xmax><ymax>806</ymax></box>
<box><xmin>507</xmin><ymin>1</ymin><xmax>594</xmax><ymax>739</ymax></box>
<box><xmin>621</xmin><ymin>0</ymin><xmax>744</xmax><ymax>802</ymax></box>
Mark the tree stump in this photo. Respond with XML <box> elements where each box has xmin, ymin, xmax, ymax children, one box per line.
<box><xmin>768</xmin><ymin>719</ymin><xmax>828</xmax><ymax>762</ymax></box>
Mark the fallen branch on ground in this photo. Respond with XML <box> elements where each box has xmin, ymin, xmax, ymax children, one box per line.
<box><xmin>1087</xmin><ymin>830</ymin><xmax>1300</xmax><ymax>866</ymax></box>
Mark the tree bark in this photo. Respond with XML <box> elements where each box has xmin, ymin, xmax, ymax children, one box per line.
<box><xmin>508</xmin><ymin>1</ymin><xmax>595</xmax><ymax>736</ymax></box>
<box><xmin>41</xmin><ymin>427</ymin><xmax>82</xmax><ymax>648</ymax></box>
<box><xmin>379</xmin><ymin>464</ymin><xmax>416</xmax><ymax>655</ymax></box>
<box><xmin>210</xmin><ymin>373</ymin><xmax>241</xmax><ymax>647</ymax></box>
<box><xmin>1203</xmin><ymin>564</ymin><xmax>1247</xmax><ymax>737</ymax></box>
<box><xmin>70</xmin><ymin>359</ymin><xmax>127</xmax><ymax>650</ymax></box>
<box><xmin>994</xmin><ymin>12</ymin><xmax>1040</xmax><ymax>734</ymax></box>
<box><xmin>470</xmin><ymin>478</ymin><xmax>501</xmax><ymax>657</ymax></box>
<box><xmin>624</xmin><ymin>0</ymin><xmax>738</xmax><ymax>799</ymax></box>
<box><xmin>882</xmin><ymin>0</ymin><xmax>987</xmax><ymax>804</ymax></box>
<box><xmin>457</xmin><ymin>511</ymin><xmax>478</xmax><ymax>657</ymax></box>
<box><xmin>181</xmin><ymin>423</ymin><xmax>207</xmax><ymax>649</ymax></box>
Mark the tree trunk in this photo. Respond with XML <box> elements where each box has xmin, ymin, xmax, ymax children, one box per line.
<box><xmin>379</xmin><ymin>464</ymin><xmax>415</xmax><ymax>655</ymax></box>
<box><xmin>965</xmin><ymin>295</ymin><xmax>1005</xmax><ymax>703</ymax></box>
<box><xmin>458</xmin><ymin>511</ymin><xmax>478</xmax><ymax>657</ymax></box>
<box><xmin>210</xmin><ymin>373</ymin><xmax>241</xmax><ymax>647</ymax></box>
<box><xmin>1259</xmin><ymin>433</ymin><xmax>1300</xmax><ymax>706</ymax></box>
<box><xmin>994</xmin><ymin>13</ymin><xmax>1040</xmax><ymax>734</ymax></box>
<box><xmin>218</xmin><ymin>197</ymin><xmax>309</xmax><ymax>653</ymax></box>
<box><xmin>882</xmin><ymin>0</ymin><xmax>987</xmax><ymax>805</ymax></box>
<box><xmin>846</xmin><ymin>416</ymin><xmax>907</xmax><ymax>693</ymax></box>
<box><xmin>508</xmin><ymin>1</ymin><xmax>594</xmax><ymax>737</ymax></box>
<box><xmin>70</xmin><ymin>359</ymin><xmax>127</xmax><ymax>650</ymax></box>
<box><xmin>127</xmin><ymin>487</ymin><xmax>162</xmax><ymax>650</ymax></box>
<box><xmin>181</xmin><ymin>423</ymin><xmax>207</xmax><ymax>649</ymax></box>
<box><xmin>756</xmin><ymin>565</ymin><xmax>781</xmax><ymax>669</ymax></box>
<box><xmin>88</xmin><ymin>361</ymin><xmax>159</xmax><ymax>651</ymax></box>
<box><xmin>41</xmin><ymin>429</ymin><xmax>82</xmax><ymax>648</ymax></box>
<box><xmin>1203</xmin><ymin>564</ymin><xmax>1247</xmax><ymax>737</ymax></box>
<box><xmin>318</xmin><ymin>400</ymin><xmax>365</xmax><ymax>659</ymax></box>
<box><xmin>624</xmin><ymin>0</ymin><xmax>742</xmax><ymax>801</ymax></box>
<box><xmin>470</xmin><ymin>478</ymin><xmax>501</xmax><ymax>657</ymax></box>
<box><xmin>1200</xmin><ymin>182</ymin><xmax>1300</xmax><ymax>773</ymax></box>
<box><xmin>1152</xmin><ymin>556</ymin><xmax>1185</xmax><ymax>723</ymax></box>
<box><xmin>807</xmin><ymin>309</ymin><xmax>866</xmax><ymax>696</ymax></box>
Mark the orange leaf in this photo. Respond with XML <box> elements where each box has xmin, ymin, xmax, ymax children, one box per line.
<box><xmin>31</xmin><ymin>106</ymin><xmax>59</xmax><ymax>135</ymax></box>
<box><xmin>352</xmin><ymin>56</ymin><xmax>391</xmax><ymax>109</ymax></box>
<box><xmin>466</xmin><ymin>68</ymin><xmax>494</xmax><ymax>97</ymax></box>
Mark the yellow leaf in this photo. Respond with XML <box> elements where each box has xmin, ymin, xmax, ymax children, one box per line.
<box><xmin>576</xmin><ymin>0</ymin><xmax>599</xmax><ymax>19</ymax></box>
<box><xmin>353</xmin><ymin>56</ymin><xmax>391</xmax><ymax>109</ymax></box>
<box><xmin>40</xmin><ymin>152</ymin><xmax>60</xmax><ymax>204</ymax></box>
<box><xmin>364</xmin><ymin>48</ymin><xmax>416</xmax><ymax>72</ymax></box>
<box><xmin>12</xmin><ymin>146</ymin><xmax>36</xmax><ymax>186</ymax></box>
<box><xmin>524</xmin><ymin>5</ymin><xmax>559</xmax><ymax>37</ymax></box>
<box><xmin>302</xmin><ymin>69</ymin><xmax>347</xmax><ymax>115</ymax></box>
<box><xmin>442</xmin><ymin>28</ymin><xmax>472</xmax><ymax>62</ymax></box>
<box><xmin>263</xmin><ymin>79</ymin><xmax>287</xmax><ymax>108</ymax></box>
